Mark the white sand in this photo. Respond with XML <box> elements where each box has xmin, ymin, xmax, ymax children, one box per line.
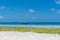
<box><xmin>0</xmin><ymin>31</ymin><xmax>60</xmax><ymax>40</ymax></box>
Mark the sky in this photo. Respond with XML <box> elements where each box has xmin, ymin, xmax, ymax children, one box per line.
<box><xmin>0</xmin><ymin>0</ymin><xmax>60</xmax><ymax>22</ymax></box>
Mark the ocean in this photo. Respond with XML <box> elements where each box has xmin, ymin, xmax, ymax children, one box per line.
<box><xmin>0</xmin><ymin>22</ymin><xmax>60</xmax><ymax>28</ymax></box>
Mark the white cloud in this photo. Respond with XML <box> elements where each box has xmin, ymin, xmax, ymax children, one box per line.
<box><xmin>29</xmin><ymin>9</ymin><xmax>35</xmax><ymax>13</ymax></box>
<box><xmin>51</xmin><ymin>8</ymin><xmax>60</xmax><ymax>14</ymax></box>
<box><xmin>56</xmin><ymin>10</ymin><xmax>60</xmax><ymax>13</ymax></box>
<box><xmin>50</xmin><ymin>8</ymin><xmax>55</xmax><ymax>11</ymax></box>
<box><xmin>1</xmin><ymin>6</ymin><xmax>6</xmax><ymax>9</ymax></box>
<box><xmin>32</xmin><ymin>16</ymin><xmax>36</xmax><ymax>19</ymax></box>
<box><xmin>25</xmin><ymin>14</ymin><xmax>28</xmax><ymax>16</ymax></box>
<box><xmin>55</xmin><ymin>0</ymin><xmax>60</xmax><ymax>5</ymax></box>
<box><xmin>0</xmin><ymin>16</ymin><xmax>4</xmax><ymax>18</ymax></box>
<box><xmin>0</xmin><ymin>6</ymin><xmax>6</xmax><ymax>10</ymax></box>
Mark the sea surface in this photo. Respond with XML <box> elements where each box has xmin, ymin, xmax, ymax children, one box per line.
<box><xmin>0</xmin><ymin>22</ymin><xmax>60</xmax><ymax>28</ymax></box>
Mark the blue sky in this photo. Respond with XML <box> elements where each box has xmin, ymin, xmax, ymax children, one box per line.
<box><xmin>0</xmin><ymin>0</ymin><xmax>60</xmax><ymax>22</ymax></box>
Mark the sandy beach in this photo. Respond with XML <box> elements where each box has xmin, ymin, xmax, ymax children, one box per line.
<box><xmin>0</xmin><ymin>31</ymin><xmax>60</xmax><ymax>40</ymax></box>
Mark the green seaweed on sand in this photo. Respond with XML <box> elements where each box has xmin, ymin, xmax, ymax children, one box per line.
<box><xmin>0</xmin><ymin>27</ymin><xmax>60</xmax><ymax>34</ymax></box>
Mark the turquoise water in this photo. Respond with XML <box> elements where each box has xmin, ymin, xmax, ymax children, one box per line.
<box><xmin>0</xmin><ymin>22</ymin><xmax>60</xmax><ymax>28</ymax></box>
<box><xmin>0</xmin><ymin>25</ymin><xmax>60</xmax><ymax>28</ymax></box>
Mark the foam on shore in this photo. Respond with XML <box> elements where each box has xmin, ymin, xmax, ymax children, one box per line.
<box><xmin>0</xmin><ymin>31</ymin><xmax>60</xmax><ymax>40</ymax></box>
